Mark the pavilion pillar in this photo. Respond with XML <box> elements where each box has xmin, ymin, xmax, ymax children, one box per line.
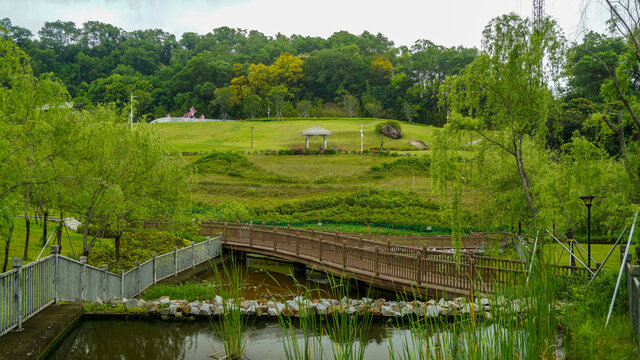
<box><xmin>306</xmin><ymin>136</ymin><xmax>309</xmax><ymax>148</ymax></box>
<box><xmin>323</xmin><ymin>135</ymin><xmax>327</xmax><ymax>149</ymax></box>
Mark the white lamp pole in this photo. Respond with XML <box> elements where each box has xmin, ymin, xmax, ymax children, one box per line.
<box><xmin>129</xmin><ymin>92</ymin><xmax>137</xmax><ymax>131</ymax></box>
<box><xmin>360</xmin><ymin>125</ymin><xmax>363</xmax><ymax>153</ymax></box>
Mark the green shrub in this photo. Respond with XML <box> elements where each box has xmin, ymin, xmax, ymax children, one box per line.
<box><xmin>88</xmin><ymin>229</ymin><xmax>190</xmax><ymax>272</ymax></box>
<box><xmin>251</xmin><ymin>189</ymin><xmax>456</xmax><ymax>227</ymax></box>
<box><xmin>374</xmin><ymin>120</ymin><xmax>402</xmax><ymax>135</ymax></box>
<box><xmin>192</xmin><ymin>151</ymin><xmax>292</xmax><ymax>182</ymax></box>
<box><xmin>75</xmin><ymin>223</ymin><xmax>118</xmax><ymax>238</ymax></box>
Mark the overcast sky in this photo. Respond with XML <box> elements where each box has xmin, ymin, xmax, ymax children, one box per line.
<box><xmin>2</xmin><ymin>0</ymin><xmax>611</xmax><ymax>48</ymax></box>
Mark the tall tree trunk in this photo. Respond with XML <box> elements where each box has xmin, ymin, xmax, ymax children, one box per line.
<box><xmin>115</xmin><ymin>231</ymin><xmax>123</xmax><ymax>262</ymax></box>
<box><xmin>514</xmin><ymin>138</ymin><xmax>537</xmax><ymax>218</ymax></box>
<box><xmin>41</xmin><ymin>210</ymin><xmax>48</xmax><ymax>247</ymax></box>
<box><xmin>2</xmin><ymin>219</ymin><xmax>14</xmax><ymax>272</ymax></box>
<box><xmin>23</xmin><ymin>192</ymin><xmax>30</xmax><ymax>259</ymax></box>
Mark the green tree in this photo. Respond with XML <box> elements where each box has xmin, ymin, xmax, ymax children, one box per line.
<box><xmin>213</xmin><ymin>87</ymin><xmax>237</xmax><ymax>120</ymax></box>
<box><xmin>440</xmin><ymin>14</ymin><xmax>565</xmax><ymax>220</ymax></box>
<box><xmin>268</xmin><ymin>85</ymin><xmax>290</xmax><ymax>120</ymax></box>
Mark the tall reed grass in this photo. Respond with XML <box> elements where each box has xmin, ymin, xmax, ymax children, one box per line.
<box><xmin>209</xmin><ymin>252</ymin><xmax>251</xmax><ymax>360</ymax></box>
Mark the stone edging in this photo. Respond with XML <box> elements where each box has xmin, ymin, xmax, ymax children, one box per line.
<box><xmin>86</xmin><ymin>295</ymin><xmax>537</xmax><ymax>321</ymax></box>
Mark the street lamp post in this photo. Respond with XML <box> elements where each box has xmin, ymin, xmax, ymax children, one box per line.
<box><xmin>579</xmin><ymin>195</ymin><xmax>596</xmax><ymax>268</ymax></box>
<box><xmin>250</xmin><ymin>126</ymin><xmax>254</xmax><ymax>149</ymax></box>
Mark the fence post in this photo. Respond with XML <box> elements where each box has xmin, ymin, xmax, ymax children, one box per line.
<box><xmin>296</xmin><ymin>232</ymin><xmax>300</xmax><ymax>255</ymax></box>
<box><xmin>191</xmin><ymin>241</ymin><xmax>196</xmax><ymax>269</ymax></box>
<box><xmin>152</xmin><ymin>253</ymin><xmax>157</xmax><ymax>285</ymax></box>
<box><xmin>12</xmin><ymin>258</ymin><xmax>22</xmax><ymax>331</ymax></box>
<box><xmin>101</xmin><ymin>265</ymin><xmax>107</xmax><ymax>300</ymax></box>
<box><xmin>136</xmin><ymin>261</ymin><xmax>141</xmax><ymax>296</ymax></box>
<box><xmin>469</xmin><ymin>257</ymin><xmax>476</xmax><ymax>297</ymax></box>
<box><xmin>174</xmin><ymin>247</ymin><xmax>178</xmax><ymax>276</ymax></box>
<box><xmin>342</xmin><ymin>239</ymin><xmax>346</xmax><ymax>269</ymax></box>
<box><xmin>319</xmin><ymin>239</ymin><xmax>323</xmax><ymax>261</ymax></box>
<box><xmin>249</xmin><ymin>225</ymin><xmax>254</xmax><ymax>247</ymax></box>
<box><xmin>120</xmin><ymin>270</ymin><xmax>124</xmax><ymax>299</ymax></box>
<box><xmin>417</xmin><ymin>250</ymin><xmax>423</xmax><ymax>285</ymax></box>
<box><xmin>51</xmin><ymin>245</ymin><xmax>59</xmax><ymax>304</ymax></box>
<box><xmin>374</xmin><ymin>247</ymin><xmax>379</xmax><ymax>275</ymax></box>
<box><xmin>80</xmin><ymin>256</ymin><xmax>87</xmax><ymax>301</ymax></box>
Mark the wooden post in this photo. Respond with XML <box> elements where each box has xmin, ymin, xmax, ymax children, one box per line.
<box><xmin>12</xmin><ymin>258</ymin><xmax>22</xmax><ymax>331</ymax></box>
<box><xmin>80</xmin><ymin>256</ymin><xmax>87</xmax><ymax>301</ymax></box>
<box><xmin>173</xmin><ymin>247</ymin><xmax>178</xmax><ymax>276</ymax></box>
<box><xmin>359</xmin><ymin>234</ymin><xmax>363</xmax><ymax>248</ymax></box>
<box><xmin>249</xmin><ymin>224</ymin><xmax>254</xmax><ymax>247</ymax></box>
<box><xmin>296</xmin><ymin>232</ymin><xmax>300</xmax><ymax>255</ymax></box>
<box><xmin>273</xmin><ymin>228</ymin><xmax>277</xmax><ymax>250</ymax></box>
<box><xmin>51</xmin><ymin>245</ymin><xmax>59</xmax><ymax>304</ymax></box>
<box><xmin>417</xmin><ymin>250</ymin><xmax>423</xmax><ymax>285</ymax></box>
<box><xmin>102</xmin><ymin>265</ymin><xmax>108</xmax><ymax>300</ymax></box>
<box><xmin>342</xmin><ymin>238</ymin><xmax>346</xmax><ymax>269</ymax></box>
<box><xmin>387</xmin><ymin>239</ymin><xmax>391</xmax><ymax>253</ymax></box>
<box><xmin>375</xmin><ymin>247</ymin><xmax>380</xmax><ymax>275</ymax></box>
<box><xmin>469</xmin><ymin>257</ymin><xmax>476</xmax><ymax>297</ymax></box>
<box><xmin>152</xmin><ymin>253</ymin><xmax>157</xmax><ymax>284</ymax></box>
<box><xmin>223</xmin><ymin>222</ymin><xmax>228</xmax><ymax>243</ymax></box>
<box><xmin>319</xmin><ymin>239</ymin><xmax>323</xmax><ymax>261</ymax></box>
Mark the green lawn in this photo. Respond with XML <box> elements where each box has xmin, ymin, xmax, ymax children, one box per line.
<box><xmin>153</xmin><ymin>119</ymin><xmax>480</xmax><ymax>153</ymax></box>
<box><xmin>545</xmin><ymin>243</ymin><xmax>634</xmax><ymax>271</ymax></box>
<box><xmin>6</xmin><ymin>217</ymin><xmax>113</xmax><ymax>268</ymax></box>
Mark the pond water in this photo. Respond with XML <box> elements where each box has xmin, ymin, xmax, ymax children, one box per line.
<box><xmin>197</xmin><ymin>255</ymin><xmax>397</xmax><ymax>300</ymax></box>
<box><xmin>45</xmin><ymin>255</ymin><xmax>529</xmax><ymax>359</ymax></box>
<box><xmin>47</xmin><ymin>319</ymin><xmax>402</xmax><ymax>360</ymax></box>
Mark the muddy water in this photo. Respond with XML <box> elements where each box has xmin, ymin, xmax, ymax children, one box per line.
<box><xmin>198</xmin><ymin>255</ymin><xmax>396</xmax><ymax>300</ymax></box>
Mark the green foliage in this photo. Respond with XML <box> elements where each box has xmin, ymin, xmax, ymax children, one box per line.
<box><xmin>559</xmin><ymin>271</ymin><xmax>637</xmax><ymax>360</ymax></box>
<box><xmin>142</xmin><ymin>282</ymin><xmax>217</xmax><ymax>302</ymax></box>
<box><xmin>252</xmin><ymin>189</ymin><xmax>451</xmax><ymax>227</ymax></box>
<box><xmin>374</xmin><ymin>120</ymin><xmax>402</xmax><ymax>135</ymax></box>
<box><xmin>192</xmin><ymin>151</ymin><xmax>292</xmax><ymax>182</ymax></box>
<box><xmin>88</xmin><ymin>229</ymin><xmax>190</xmax><ymax>271</ymax></box>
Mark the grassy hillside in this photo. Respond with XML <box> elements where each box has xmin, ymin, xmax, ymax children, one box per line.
<box><xmin>153</xmin><ymin>119</ymin><xmax>480</xmax><ymax>153</ymax></box>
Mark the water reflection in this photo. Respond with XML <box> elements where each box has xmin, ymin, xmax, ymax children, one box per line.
<box><xmin>48</xmin><ymin>319</ymin><xmax>401</xmax><ymax>360</ymax></box>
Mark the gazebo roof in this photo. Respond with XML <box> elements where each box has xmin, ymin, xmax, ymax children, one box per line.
<box><xmin>301</xmin><ymin>124</ymin><xmax>332</xmax><ymax>136</ymax></box>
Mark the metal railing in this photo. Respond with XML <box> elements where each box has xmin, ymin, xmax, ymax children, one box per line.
<box><xmin>0</xmin><ymin>236</ymin><xmax>222</xmax><ymax>337</ymax></box>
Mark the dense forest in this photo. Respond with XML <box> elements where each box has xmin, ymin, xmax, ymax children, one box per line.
<box><xmin>0</xmin><ymin>18</ymin><xmax>478</xmax><ymax>124</ymax></box>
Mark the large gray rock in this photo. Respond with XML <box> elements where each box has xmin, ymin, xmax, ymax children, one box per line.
<box><xmin>168</xmin><ymin>304</ymin><xmax>179</xmax><ymax>315</ymax></box>
<box><xmin>408</xmin><ymin>139</ymin><xmax>427</xmax><ymax>149</ymax></box>
<box><xmin>198</xmin><ymin>303</ymin><xmax>212</xmax><ymax>316</ymax></box>
<box><xmin>381</xmin><ymin>124</ymin><xmax>402</xmax><ymax>139</ymax></box>
<box><xmin>159</xmin><ymin>296</ymin><xmax>170</xmax><ymax>305</ymax></box>
<box><xmin>125</xmin><ymin>298</ymin><xmax>139</xmax><ymax>310</ymax></box>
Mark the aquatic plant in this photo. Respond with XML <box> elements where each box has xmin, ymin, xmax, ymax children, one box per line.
<box><xmin>209</xmin><ymin>252</ymin><xmax>251</xmax><ymax>360</ymax></box>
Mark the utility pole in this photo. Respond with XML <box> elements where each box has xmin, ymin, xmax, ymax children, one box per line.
<box><xmin>360</xmin><ymin>125</ymin><xmax>363</xmax><ymax>153</ymax></box>
<box><xmin>532</xmin><ymin>0</ymin><xmax>544</xmax><ymax>29</ymax></box>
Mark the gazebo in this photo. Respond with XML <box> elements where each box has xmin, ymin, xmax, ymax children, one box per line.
<box><xmin>301</xmin><ymin>124</ymin><xmax>332</xmax><ymax>148</ymax></box>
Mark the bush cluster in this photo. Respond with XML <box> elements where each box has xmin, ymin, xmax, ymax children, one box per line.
<box><xmin>89</xmin><ymin>229</ymin><xmax>191</xmax><ymax>272</ymax></box>
<box><xmin>192</xmin><ymin>151</ymin><xmax>291</xmax><ymax>182</ymax></box>
<box><xmin>251</xmin><ymin>189</ymin><xmax>453</xmax><ymax>227</ymax></box>
<box><xmin>374</xmin><ymin>120</ymin><xmax>403</xmax><ymax>135</ymax></box>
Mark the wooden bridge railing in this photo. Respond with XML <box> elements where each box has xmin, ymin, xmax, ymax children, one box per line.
<box><xmin>197</xmin><ymin>222</ymin><xmax>591</xmax><ymax>296</ymax></box>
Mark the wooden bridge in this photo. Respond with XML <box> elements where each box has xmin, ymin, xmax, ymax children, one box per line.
<box><xmin>198</xmin><ymin>222</ymin><xmax>589</xmax><ymax>297</ymax></box>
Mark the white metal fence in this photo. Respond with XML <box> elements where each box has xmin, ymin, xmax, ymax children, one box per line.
<box><xmin>0</xmin><ymin>236</ymin><xmax>222</xmax><ymax>337</ymax></box>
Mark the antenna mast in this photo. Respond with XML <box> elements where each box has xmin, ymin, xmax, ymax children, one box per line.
<box><xmin>532</xmin><ymin>0</ymin><xmax>544</xmax><ymax>28</ymax></box>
